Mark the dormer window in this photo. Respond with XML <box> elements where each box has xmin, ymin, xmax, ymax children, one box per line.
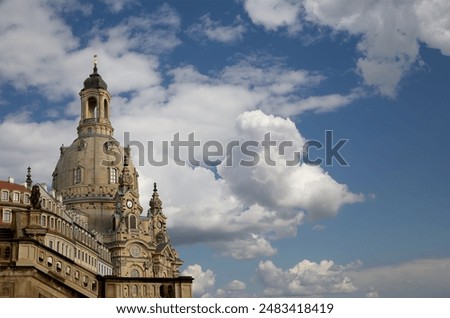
<box><xmin>12</xmin><ymin>192</ymin><xmax>20</xmax><ymax>202</ymax></box>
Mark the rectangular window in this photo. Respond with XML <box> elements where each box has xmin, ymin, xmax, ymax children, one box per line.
<box><xmin>41</xmin><ymin>215</ymin><xmax>47</xmax><ymax>227</ymax></box>
<box><xmin>12</xmin><ymin>192</ymin><xmax>19</xmax><ymax>202</ymax></box>
<box><xmin>1</xmin><ymin>191</ymin><xmax>8</xmax><ymax>201</ymax></box>
<box><xmin>24</xmin><ymin>194</ymin><xmax>30</xmax><ymax>204</ymax></box>
<box><xmin>2</xmin><ymin>210</ymin><xmax>12</xmax><ymax>223</ymax></box>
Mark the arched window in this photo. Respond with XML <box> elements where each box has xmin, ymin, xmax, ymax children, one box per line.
<box><xmin>103</xmin><ymin>99</ymin><xmax>109</xmax><ymax>120</ymax></box>
<box><xmin>74</xmin><ymin>167</ymin><xmax>82</xmax><ymax>184</ymax></box>
<box><xmin>131</xmin><ymin>269</ymin><xmax>140</xmax><ymax>278</ymax></box>
<box><xmin>88</xmin><ymin>97</ymin><xmax>97</xmax><ymax>119</ymax></box>
<box><xmin>47</xmin><ymin>256</ymin><xmax>53</xmax><ymax>267</ymax></box>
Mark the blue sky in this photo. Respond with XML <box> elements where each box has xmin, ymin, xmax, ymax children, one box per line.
<box><xmin>0</xmin><ymin>0</ymin><xmax>449</xmax><ymax>297</ymax></box>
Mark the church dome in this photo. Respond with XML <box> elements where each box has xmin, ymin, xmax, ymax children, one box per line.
<box><xmin>83</xmin><ymin>65</ymin><xmax>108</xmax><ymax>90</ymax></box>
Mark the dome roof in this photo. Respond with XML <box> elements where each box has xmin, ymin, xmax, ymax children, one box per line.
<box><xmin>83</xmin><ymin>65</ymin><xmax>108</xmax><ymax>90</ymax></box>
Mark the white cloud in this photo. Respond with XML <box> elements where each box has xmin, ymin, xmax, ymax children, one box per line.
<box><xmin>225</xmin><ymin>279</ymin><xmax>246</xmax><ymax>290</ymax></box>
<box><xmin>254</xmin><ymin>257</ymin><xmax>450</xmax><ymax>297</ymax></box>
<box><xmin>181</xmin><ymin>264</ymin><xmax>216</xmax><ymax>297</ymax></box>
<box><xmin>0</xmin><ymin>0</ymin><xmax>79</xmax><ymax>99</ymax></box>
<box><xmin>415</xmin><ymin>0</ymin><xmax>450</xmax><ymax>55</ymax></box>
<box><xmin>0</xmin><ymin>1</ymin><xmax>178</xmax><ymax>101</ymax></box>
<box><xmin>218</xmin><ymin>110</ymin><xmax>364</xmax><ymax>220</ymax></box>
<box><xmin>0</xmin><ymin>113</ymin><xmax>77</xmax><ymax>184</ymax></box>
<box><xmin>216</xmin><ymin>280</ymin><xmax>248</xmax><ymax>297</ymax></box>
<box><xmin>242</xmin><ymin>0</ymin><xmax>450</xmax><ymax>96</ymax></box>
<box><xmin>302</xmin><ymin>0</ymin><xmax>450</xmax><ymax>97</ymax></box>
<box><xmin>217</xmin><ymin>233</ymin><xmax>278</xmax><ymax>260</ymax></box>
<box><xmin>255</xmin><ymin>259</ymin><xmax>359</xmax><ymax>297</ymax></box>
<box><xmin>243</xmin><ymin>0</ymin><xmax>302</xmax><ymax>33</ymax></box>
<box><xmin>181</xmin><ymin>264</ymin><xmax>248</xmax><ymax>298</ymax></box>
<box><xmin>187</xmin><ymin>14</ymin><xmax>246</xmax><ymax>43</ymax></box>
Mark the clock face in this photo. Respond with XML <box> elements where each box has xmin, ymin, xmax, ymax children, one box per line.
<box><xmin>126</xmin><ymin>199</ymin><xmax>133</xmax><ymax>208</ymax></box>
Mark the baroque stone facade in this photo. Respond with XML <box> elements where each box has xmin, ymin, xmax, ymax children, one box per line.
<box><xmin>0</xmin><ymin>62</ymin><xmax>193</xmax><ymax>298</ymax></box>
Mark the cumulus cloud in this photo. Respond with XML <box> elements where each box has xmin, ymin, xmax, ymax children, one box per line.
<box><xmin>181</xmin><ymin>264</ymin><xmax>249</xmax><ymax>297</ymax></box>
<box><xmin>0</xmin><ymin>113</ymin><xmax>77</xmax><ymax>184</ymax></box>
<box><xmin>216</xmin><ymin>280</ymin><xmax>248</xmax><ymax>297</ymax></box>
<box><xmin>303</xmin><ymin>0</ymin><xmax>421</xmax><ymax>97</ymax></box>
<box><xmin>187</xmin><ymin>14</ymin><xmax>246</xmax><ymax>43</ymax></box>
<box><xmin>242</xmin><ymin>0</ymin><xmax>450</xmax><ymax>97</ymax></box>
<box><xmin>218</xmin><ymin>110</ymin><xmax>364</xmax><ymax>220</ymax></box>
<box><xmin>0</xmin><ymin>0</ymin><xmax>79</xmax><ymax>99</ymax></box>
<box><xmin>243</xmin><ymin>0</ymin><xmax>302</xmax><ymax>33</ymax></box>
<box><xmin>217</xmin><ymin>234</ymin><xmax>278</xmax><ymax>260</ymax></box>
<box><xmin>255</xmin><ymin>257</ymin><xmax>450</xmax><ymax>297</ymax></box>
<box><xmin>182</xmin><ymin>264</ymin><xmax>216</xmax><ymax>297</ymax></box>
<box><xmin>255</xmin><ymin>259</ymin><xmax>359</xmax><ymax>297</ymax></box>
<box><xmin>0</xmin><ymin>1</ymin><xmax>178</xmax><ymax>101</ymax></box>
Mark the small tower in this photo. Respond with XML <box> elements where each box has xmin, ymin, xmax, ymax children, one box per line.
<box><xmin>77</xmin><ymin>55</ymin><xmax>113</xmax><ymax>137</ymax></box>
<box><xmin>149</xmin><ymin>183</ymin><xmax>169</xmax><ymax>244</ymax></box>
